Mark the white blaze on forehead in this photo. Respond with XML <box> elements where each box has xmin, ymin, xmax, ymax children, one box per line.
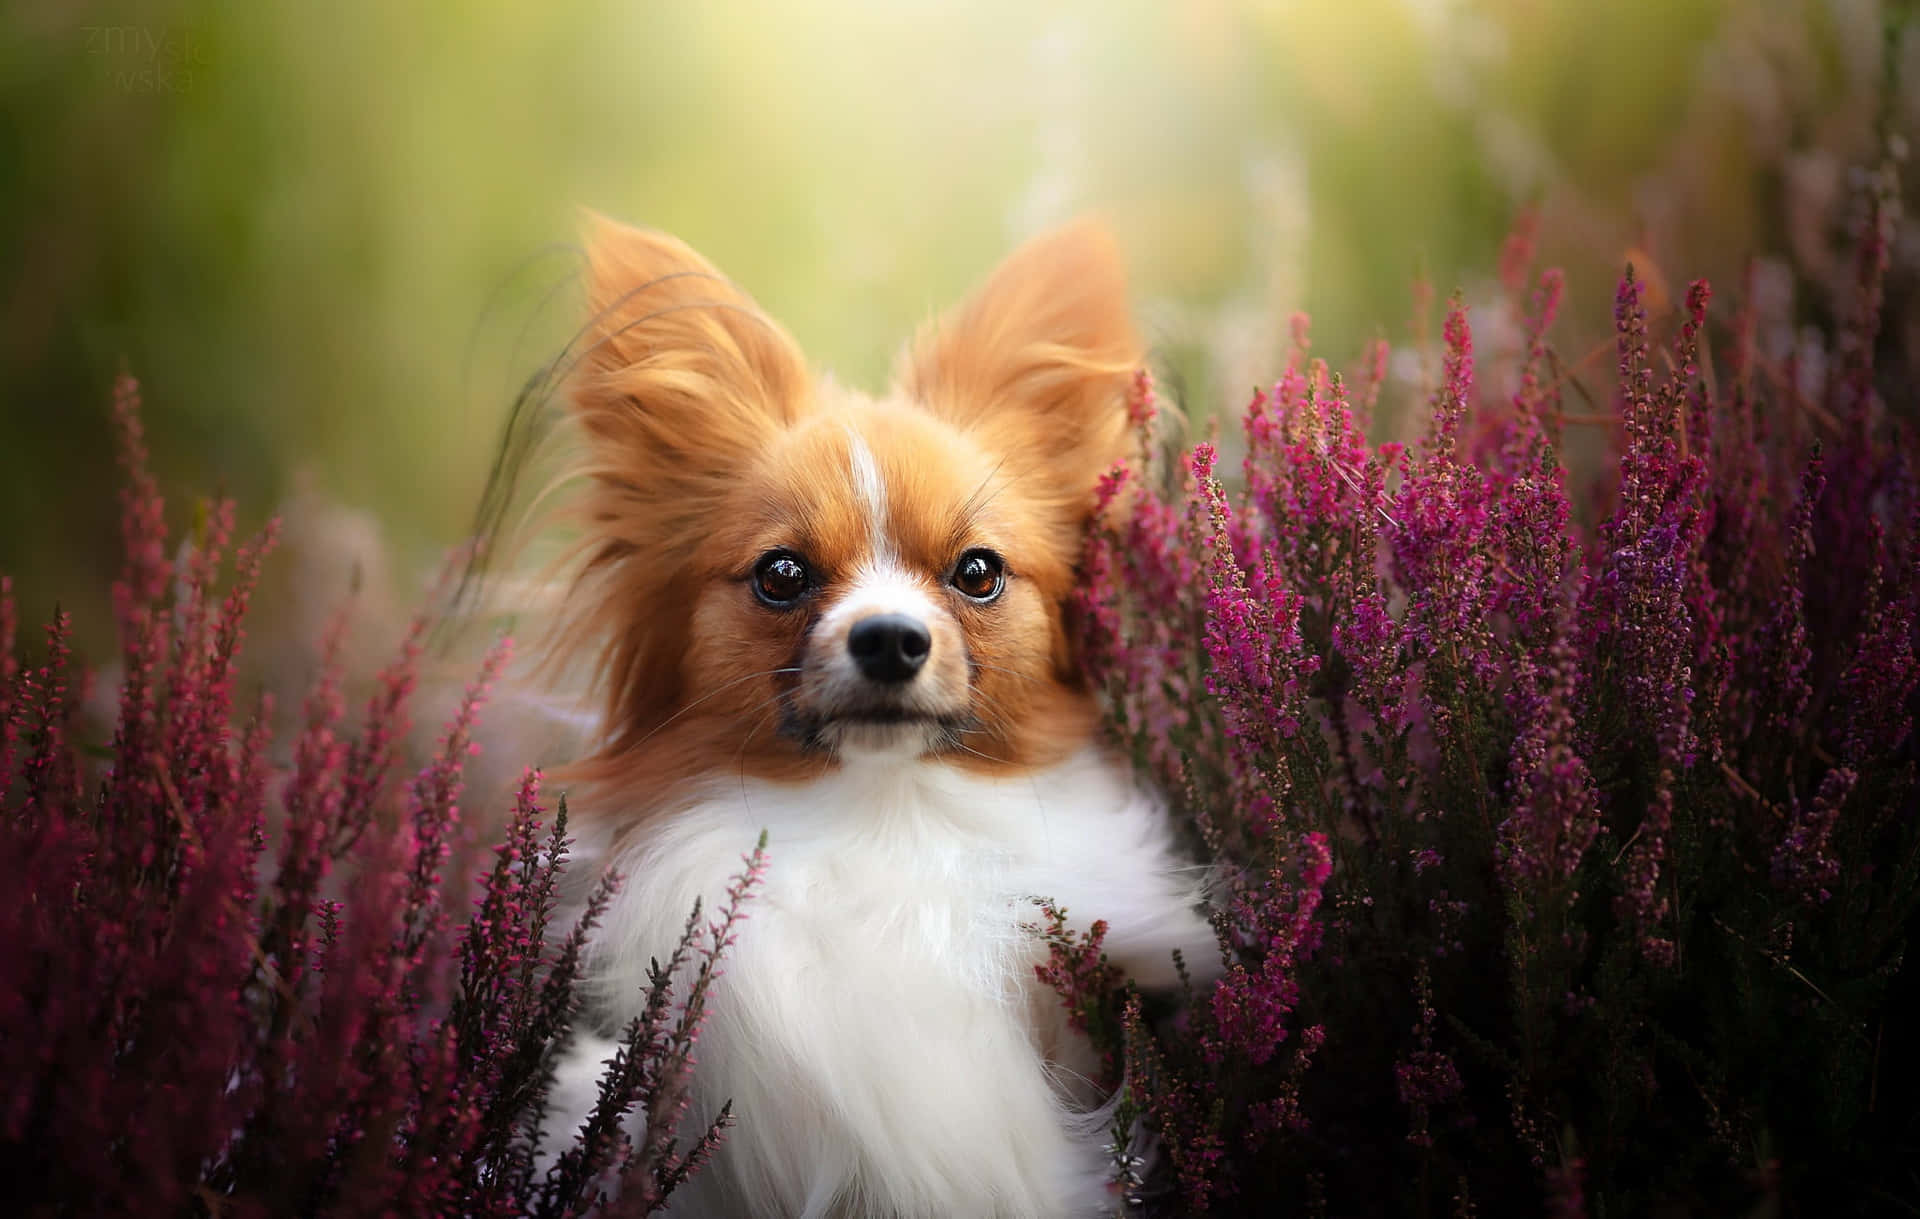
<box><xmin>845</xmin><ymin>427</ymin><xmax>894</xmax><ymax>562</ymax></box>
<box><xmin>817</xmin><ymin>559</ymin><xmax>938</xmax><ymax>635</ymax></box>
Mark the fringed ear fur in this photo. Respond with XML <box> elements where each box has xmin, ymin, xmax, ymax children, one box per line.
<box><xmin>898</xmin><ymin>219</ymin><xmax>1143</xmax><ymax>526</ymax></box>
<box><xmin>570</xmin><ymin>212</ymin><xmax>811</xmax><ymax>566</ymax></box>
<box><xmin>556</xmin><ymin>216</ymin><xmax>811</xmax><ymax>746</ymax></box>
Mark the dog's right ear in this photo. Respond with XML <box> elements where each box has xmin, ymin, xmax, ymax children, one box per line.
<box><xmin>898</xmin><ymin>220</ymin><xmax>1142</xmax><ymax>536</ymax></box>
<box><xmin>578</xmin><ymin>212</ymin><xmax>808</xmax><ymax>399</ymax></box>
<box><xmin>570</xmin><ymin>213</ymin><xmax>811</xmax><ymax>553</ymax></box>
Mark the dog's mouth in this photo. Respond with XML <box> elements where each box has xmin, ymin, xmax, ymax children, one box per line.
<box><xmin>779</xmin><ymin>704</ymin><xmax>976</xmax><ymax>757</ymax></box>
<box><xmin>828</xmin><ymin>708</ymin><xmax>949</xmax><ymax>725</ymax></box>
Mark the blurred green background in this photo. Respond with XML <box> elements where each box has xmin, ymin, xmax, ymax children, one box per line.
<box><xmin>0</xmin><ymin>0</ymin><xmax>1905</xmax><ymax>651</ymax></box>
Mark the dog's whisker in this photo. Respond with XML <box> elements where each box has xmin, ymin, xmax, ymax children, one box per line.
<box><xmin>733</xmin><ymin>689</ymin><xmax>800</xmax><ymax>812</ymax></box>
<box><xmin>949</xmin><ymin>737</ymin><xmax>1016</xmax><ymax>766</ymax></box>
<box><xmin>969</xmin><ymin>660</ymin><xmax>1046</xmax><ymax>686</ymax></box>
<box><xmin>631</xmin><ymin>666</ymin><xmax>803</xmax><ymax>749</ymax></box>
<box><xmin>966</xmin><ymin>685</ymin><xmax>1023</xmax><ymax>733</ymax></box>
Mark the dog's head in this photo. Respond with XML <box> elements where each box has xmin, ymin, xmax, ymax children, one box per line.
<box><xmin>556</xmin><ymin>216</ymin><xmax>1142</xmax><ymax>789</ymax></box>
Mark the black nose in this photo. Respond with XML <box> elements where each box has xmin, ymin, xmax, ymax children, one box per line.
<box><xmin>847</xmin><ymin>614</ymin><xmax>931</xmax><ymax>684</ymax></box>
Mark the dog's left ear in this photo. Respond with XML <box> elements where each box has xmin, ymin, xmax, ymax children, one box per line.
<box><xmin>900</xmin><ymin>220</ymin><xmax>1143</xmax><ymax>519</ymax></box>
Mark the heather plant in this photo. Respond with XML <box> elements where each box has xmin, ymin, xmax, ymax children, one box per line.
<box><xmin>0</xmin><ymin>378</ymin><xmax>759</xmax><ymax>1217</ymax></box>
<box><xmin>1069</xmin><ymin>147</ymin><xmax>1917</xmax><ymax>1215</ymax></box>
<box><xmin>7</xmin><ymin>124</ymin><xmax>1918</xmax><ymax>1219</ymax></box>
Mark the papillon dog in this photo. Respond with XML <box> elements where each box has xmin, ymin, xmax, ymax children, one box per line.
<box><xmin>534</xmin><ymin>214</ymin><xmax>1218</xmax><ymax>1218</ymax></box>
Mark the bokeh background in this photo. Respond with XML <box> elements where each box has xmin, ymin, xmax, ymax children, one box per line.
<box><xmin>2</xmin><ymin>0</ymin><xmax>1912</xmax><ymax>657</ymax></box>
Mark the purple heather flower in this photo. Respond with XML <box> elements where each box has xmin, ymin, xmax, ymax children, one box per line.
<box><xmin>1500</xmin><ymin>636</ymin><xmax>1602</xmax><ymax>896</ymax></box>
<box><xmin>1194</xmin><ymin>442</ymin><xmax>1322</xmax><ymax>792</ymax></box>
<box><xmin>1205</xmin><ymin>832</ymin><xmax>1332</xmax><ymax>1069</ymax></box>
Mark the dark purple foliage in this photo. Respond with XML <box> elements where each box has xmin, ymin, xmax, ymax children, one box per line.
<box><xmin>1071</xmin><ymin>149</ymin><xmax>1918</xmax><ymax>1215</ymax></box>
<box><xmin>0</xmin><ymin>378</ymin><xmax>759</xmax><ymax>1217</ymax></box>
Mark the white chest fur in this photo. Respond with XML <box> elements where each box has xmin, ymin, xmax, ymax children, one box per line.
<box><xmin>549</xmin><ymin>747</ymin><xmax>1212</xmax><ymax>1219</ymax></box>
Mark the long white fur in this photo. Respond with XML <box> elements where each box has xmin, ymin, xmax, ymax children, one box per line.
<box><xmin>546</xmin><ymin>746</ymin><xmax>1213</xmax><ymax>1218</ymax></box>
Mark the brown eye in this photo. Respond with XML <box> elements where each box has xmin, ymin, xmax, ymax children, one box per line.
<box><xmin>754</xmin><ymin>551</ymin><xmax>810</xmax><ymax>607</ymax></box>
<box><xmin>950</xmin><ymin>549</ymin><xmax>1005</xmax><ymax>602</ymax></box>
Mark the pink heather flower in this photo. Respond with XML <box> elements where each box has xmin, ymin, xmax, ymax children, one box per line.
<box><xmin>1494</xmin><ymin>441</ymin><xmax>1578</xmax><ymax>653</ymax></box>
<box><xmin>1580</xmin><ymin>269</ymin><xmax>1712</xmax><ymax>961</ymax></box>
<box><xmin>1509</xmin><ymin>268</ymin><xmax>1567</xmax><ymax>443</ymax></box>
<box><xmin>1770</xmin><ymin>765</ymin><xmax>1855</xmax><ymax>904</ymax></box>
<box><xmin>1193</xmin><ymin>443</ymin><xmax>1322</xmax><ymax>791</ymax></box>
<box><xmin>1396</xmin><ymin>966</ymin><xmax>1463</xmax><ymax>1149</ymax></box>
<box><xmin>1123</xmin><ymin>993</ymin><xmax>1232</xmax><ymax>1211</ymax></box>
<box><xmin>1029</xmin><ymin>901</ymin><xmax>1126</xmax><ymax>1082</ymax></box>
<box><xmin>1241</xmin><ymin>344</ymin><xmax>1389</xmax><ymax>602</ymax></box>
<box><xmin>1244</xmin><ymin>1022</ymin><xmax>1324</xmax><ymax>1140</ymax></box>
<box><xmin>1206</xmin><ymin>832</ymin><xmax>1332</xmax><ymax>1068</ymax></box>
<box><xmin>1355</xmin><ymin>336</ymin><xmax>1390</xmax><ymax>430</ymax></box>
<box><xmin>1335</xmin><ymin>580</ymin><xmax>1408</xmax><ymax>736</ymax></box>
<box><xmin>1126</xmin><ymin>366</ymin><xmax>1158</xmax><ymax>433</ymax></box>
<box><xmin>1075</xmin><ymin>464</ymin><xmax>1134</xmax><ymax>684</ymax></box>
<box><xmin>1392</xmin><ymin>298</ymin><xmax>1499</xmax><ymax>702</ymax></box>
<box><xmin>110</xmin><ymin>374</ymin><xmax>170</xmax><ymax>640</ymax></box>
<box><xmin>398</xmin><ymin>633</ymin><xmax>515</xmax><ymax>1008</ymax></box>
<box><xmin>623</xmin><ymin>832</ymin><xmax>768</xmax><ymax>1210</ymax></box>
<box><xmin>1396</xmin><ymin>1048</ymin><xmax>1463</xmax><ymax>1117</ymax></box>
<box><xmin>1832</xmin><ymin>529</ymin><xmax>1919</xmax><ymax>773</ymax></box>
<box><xmin>1747</xmin><ymin>454</ymin><xmax>1821</xmax><ymax>754</ymax></box>
<box><xmin>1075</xmin><ymin>452</ymin><xmax>1217</xmax><ymax>797</ymax></box>
<box><xmin>1499</xmin><ymin>636</ymin><xmax>1602</xmax><ymax>895</ymax></box>
<box><xmin>1498</xmin><ymin>207</ymin><xmax>1541</xmax><ymax>299</ymax></box>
